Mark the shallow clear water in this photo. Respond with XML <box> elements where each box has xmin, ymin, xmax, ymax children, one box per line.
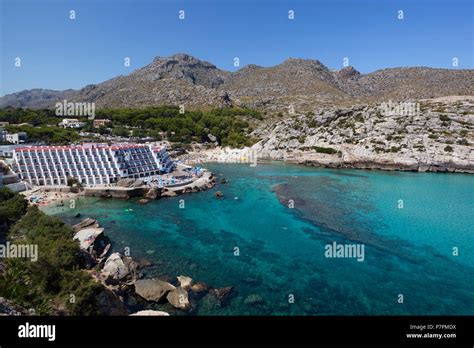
<box><xmin>47</xmin><ymin>163</ymin><xmax>474</xmax><ymax>315</ymax></box>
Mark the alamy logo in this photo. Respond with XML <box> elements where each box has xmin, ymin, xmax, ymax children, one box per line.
<box><xmin>379</xmin><ymin>100</ymin><xmax>420</xmax><ymax>117</ymax></box>
<box><xmin>0</xmin><ymin>242</ymin><xmax>38</xmax><ymax>262</ymax></box>
<box><xmin>325</xmin><ymin>241</ymin><xmax>365</xmax><ymax>262</ymax></box>
<box><xmin>218</xmin><ymin>149</ymin><xmax>258</xmax><ymax>167</ymax></box>
<box><xmin>18</xmin><ymin>322</ymin><xmax>56</xmax><ymax>341</ymax></box>
<box><xmin>55</xmin><ymin>99</ymin><xmax>95</xmax><ymax>119</ymax></box>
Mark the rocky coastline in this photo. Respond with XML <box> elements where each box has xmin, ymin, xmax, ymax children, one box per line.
<box><xmin>67</xmin><ymin>217</ymin><xmax>237</xmax><ymax>316</ymax></box>
<box><xmin>82</xmin><ymin>170</ymin><xmax>216</xmax><ymax>201</ymax></box>
<box><xmin>285</xmin><ymin>156</ymin><xmax>474</xmax><ymax>173</ymax></box>
<box><xmin>182</xmin><ymin>148</ymin><xmax>473</xmax><ymax>173</ymax></box>
<box><xmin>24</xmin><ymin>170</ymin><xmax>217</xmax><ymax>209</ymax></box>
<box><xmin>180</xmin><ymin>96</ymin><xmax>474</xmax><ymax>174</ymax></box>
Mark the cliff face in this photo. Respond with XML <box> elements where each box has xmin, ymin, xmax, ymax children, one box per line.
<box><xmin>249</xmin><ymin>96</ymin><xmax>474</xmax><ymax>172</ymax></box>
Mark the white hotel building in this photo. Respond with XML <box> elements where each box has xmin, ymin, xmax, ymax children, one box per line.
<box><xmin>13</xmin><ymin>143</ymin><xmax>174</xmax><ymax>186</ymax></box>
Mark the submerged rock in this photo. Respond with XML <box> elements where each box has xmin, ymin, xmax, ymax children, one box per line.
<box><xmin>134</xmin><ymin>258</ymin><xmax>153</xmax><ymax>269</ymax></box>
<box><xmin>244</xmin><ymin>294</ymin><xmax>265</xmax><ymax>305</ymax></box>
<box><xmin>209</xmin><ymin>286</ymin><xmax>236</xmax><ymax>307</ymax></box>
<box><xmin>242</xmin><ymin>277</ymin><xmax>261</xmax><ymax>285</ymax></box>
<box><xmin>134</xmin><ymin>279</ymin><xmax>176</xmax><ymax>302</ymax></box>
<box><xmin>190</xmin><ymin>282</ymin><xmax>210</xmax><ymax>300</ymax></box>
<box><xmin>72</xmin><ymin>218</ymin><xmax>98</xmax><ymax>232</ymax></box>
<box><xmin>138</xmin><ymin>198</ymin><xmax>150</xmax><ymax>205</ymax></box>
<box><xmin>215</xmin><ymin>191</ymin><xmax>224</xmax><ymax>198</ymax></box>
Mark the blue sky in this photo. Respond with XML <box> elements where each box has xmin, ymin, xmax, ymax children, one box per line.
<box><xmin>1</xmin><ymin>0</ymin><xmax>473</xmax><ymax>95</ymax></box>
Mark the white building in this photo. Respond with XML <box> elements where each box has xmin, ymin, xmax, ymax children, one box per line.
<box><xmin>58</xmin><ymin>118</ymin><xmax>86</xmax><ymax>128</ymax></box>
<box><xmin>13</xmin><ymin>143</ymin><xmax>174</xmax><ymax>186</ymax></box>
<box><xmin>0</xmin><ymin>144</ymin><xmax>29</xmax><ymax>158</ymax></box>
<box><xmin>6</xmin><ymin>132</ymin><xmax>27</xmax><ymax>144</ymax></box>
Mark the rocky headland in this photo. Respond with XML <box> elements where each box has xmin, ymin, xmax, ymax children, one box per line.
<box><xmin>181</xmin><ymin>96</ymin><xmax>474</xmax><ymax>173</ymax></box>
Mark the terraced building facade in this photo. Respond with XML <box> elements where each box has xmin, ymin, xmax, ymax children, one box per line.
<box><xmin>13</xmin><ymin>143</ymin><xmax>174</xmax><ymax>186</ymax></box>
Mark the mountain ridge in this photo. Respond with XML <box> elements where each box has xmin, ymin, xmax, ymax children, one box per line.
<box><xmin>1</xmin><ymin>53</ymin><xmax>473</xmax><ymax>111</ymax></box>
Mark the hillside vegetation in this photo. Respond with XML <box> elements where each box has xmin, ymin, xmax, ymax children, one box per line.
<box><xmin>0</xmin><ymin>188</ymin><xmax>104</xmax><ymax>315</ymax></box>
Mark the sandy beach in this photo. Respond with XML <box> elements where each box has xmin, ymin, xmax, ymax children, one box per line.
<box><xmin>21</xmin><ymin>187</ymin><xmax>81</xmax><ymax>208</ymax></box>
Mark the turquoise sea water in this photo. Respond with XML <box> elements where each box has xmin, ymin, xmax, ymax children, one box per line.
<box><xmin>47</xmin><ymin>163</ymin><xmax>474</xmax><ymax>315</ymax></box>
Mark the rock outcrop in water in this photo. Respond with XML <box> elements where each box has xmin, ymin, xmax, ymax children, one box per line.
<box><xmin>166</xmin><ymin>287</ymin><xmax>190</xmax><ymax>309</ymax></box>
<box><xmin>209</xmin><ymin>287</ymin><xmax>236</xmax><ymax>307</ymax></box>
<box><xmin>72</xmin><ymin>218</ymin><xmax>99</xmax><ymax>232</ymax></box>
<box><xmin>177</xmin><ymin>275</ymin><xmax>193</xmax><ymax>290</ymax></box>
<box><xmin>134</xmin><ymin>279</ymin><xmax>176</xmax><ymax>302</ymax></box>
<box><xmin>101</xmin><ymin>252</ymin><xmax>139</xmax><ymax>285</ymax></box>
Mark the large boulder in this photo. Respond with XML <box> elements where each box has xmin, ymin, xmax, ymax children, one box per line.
<box><xmin>73</xmin><ymin>228</ymin><xmax>104</xmax><ymax>251</ymax></box>
<box><xmin>177</xmin><ymin>275</ymin><xmax>192</xmax><ymax>290</ymax></box>
<box><xmin>166</xmin><ymin>287</ymin><xmax>190</xmax><ymax>309</ymax></box>
<box><xmin>72</xmin><ymin>218</ymin><xmax>98</xmax><ymax>232</ymax></box>
<box><xmin>102</xmin><ymin>253</ymin><xmax>138</xmax><ymax>284</ymax></box>
<box><xmin>134</xmin><ymin>279</ymin><xmax>176</xmax><ymax>302</ymax></box>
<box><xmin>102</xmin><ymin>253</ymin><xmax>128</xmax><ymax>280</ymax></box>
<box><xmin>122</xmin><ymin>256</ymin><xmax>139</xmax><ymax>283</ymax></box>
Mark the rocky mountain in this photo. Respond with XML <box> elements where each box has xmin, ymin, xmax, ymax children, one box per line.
<box><xmin>335</xmin><ymin>67</ymin><xmax>474</xmax><ymax>101</ymax></box>
<box><xmin>0</xmin><ymin>89</ymin><xmax>75</xmax><ymax>109</ymax></box>
<box><xmin>220</xmin><ymin>58</ymin><xmax>351</xmax><ymax>110</ymax></box>
<box><xmin>1</xmin><ymin>53</ymin><xmax>473</xmax><ymax>111</ymax></box>
<box><xmin>60</xmin><ymin>53</ymin><xmax>231</xmax><ymax>109</ymax></box>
